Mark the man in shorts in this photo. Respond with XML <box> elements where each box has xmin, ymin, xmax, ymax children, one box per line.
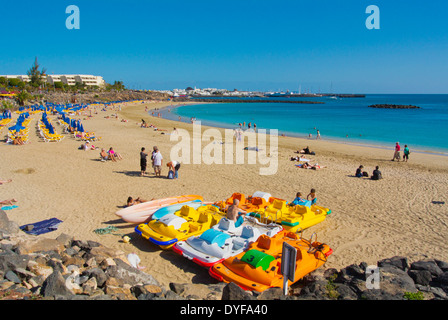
<box><xmin>152</xmin><ymin>147</ymin><xmax>163</xmax><ymax>176</ymax></box>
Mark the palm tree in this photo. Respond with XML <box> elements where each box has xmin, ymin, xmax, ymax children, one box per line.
<box><xmin>15</xmin><ymin>90</ymin><xmax>31</xmax><ymax>106</ymax></box>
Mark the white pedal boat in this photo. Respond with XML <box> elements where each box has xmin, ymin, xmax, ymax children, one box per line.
<box><xmin>172</xmin><ymin>215</ymin><xmax>282</xmax><ymax>267</ymax></box>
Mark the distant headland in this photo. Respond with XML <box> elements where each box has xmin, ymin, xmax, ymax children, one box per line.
<box><xmin>368</xmin><ymin>104</ymin><xmax>421</xmax><ymax>109</ymax></box>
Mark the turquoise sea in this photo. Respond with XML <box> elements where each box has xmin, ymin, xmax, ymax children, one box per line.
<box><xmin>162</xmin><ymin>94</ymin><xmax>448</xmax><ymax>155</ymax></box>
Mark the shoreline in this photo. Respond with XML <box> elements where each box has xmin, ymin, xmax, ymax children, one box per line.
<box><xmin>160</xmin><ymin>103</ymin><xmax>448</xmax><ymax>157</ymax></box>
<box><xmin>2</xmin><ymin>99</ymin><xmax>447</xmax><ymax>289</ymax></box>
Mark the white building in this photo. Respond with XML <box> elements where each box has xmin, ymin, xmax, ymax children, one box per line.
<box><xmin>1</xmin><ymin>74</ymin><xmax>106</xmax><ymax>87</ymax></box>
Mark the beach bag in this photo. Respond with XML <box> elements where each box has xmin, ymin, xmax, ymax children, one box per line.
<box><xmin>167</xmin><ymin>170</ymin><xmax>174</xmax><ymax>179</ymax></box>
<box><xmin>362</xmin><ymin>171</ymin><xmax>369</xmax><ymax>177</ymax></box>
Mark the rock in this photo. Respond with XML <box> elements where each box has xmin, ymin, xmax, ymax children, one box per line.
<box><xmin>5</xmin><ymin>270</ymin><xmax>21</xmax><ymax>284</ymax></box>
<box><xmin>380</xmin><ymin>266</ymin><xmax>418</xmax><ymax>294</ymax></box>
<box><xmin>15</xmin><ymin>238</ymin><xmax>65</xmax><ymax>255</ymax></box>
<box><xmin>257</xmin><ymin>287</ymin><xmax>283</xmax><ymax>300</ymax></box>
<box><xmin>169</xmin><ymin>282</ymin><xmax>186</xmax><ymax>295</ymax></box>
<box><xmin>435</xmin><ymin>260</ymin><xmax>448</xmax><ymax>272</ymax></box>
<box><xmin>377</xmin><ymin>256</ymin><xmax>409</xmax><ymax>271</ymax></box>
<box><xmin>100</xmin><ymin>257</ymin><xmax>116</xmax><ymax>269</ymax></box>
<box><xmin>56</xmin><ymin>233</ymin><xmax>73</xmax><ymax>247</ymax></box>
<box><xmin>408</xmin><ymin>270</ymin><xmax>432</xmax><ymax>286</ymax></box>
<box><xmin>40</xmin><ymin>271</ymin><xmax>75</xmax><ymax>298</ymax></box>
<box><xmin>410</xmin><ymin>260</ymin><xmax>444</xmax><ymax>277</ymax></box>
<box><xmin>164</xmin><ymin>290</ymin><xmax>183</xmax><ymax>300</ymax></box>
<box><xmin>27</xmin><ymin>261</ymin><xmax>54</xmax><ymax>279</ymax></box>
<box><xmin>81</xmin><ymin>267</ymin><xmax>108</xmax><ymax>288</ymax></box>
<box><xmin>221</xmin><ymin>282</ymin><xmax>256</xmax><ymax>300</ymax></box>
<box><xmin>61</xmin><ymin>254</ymin><xmax>85</xmax><ymax>267</ymax></box>
<box><xmin>82</xmin><ymin>277</ymin><xmax>98</xmax><ymax>295</ymax></box>
<box><xmin>0</xmin><ymin>253</ymin><xmax>31</xmax><ymax>275</ymax></box>
<box><xmin>0</xmin><ymin>210</ymin><xmax>21</xmax><ymax>235</ymax></box>
<box><xmin>105</xmin><ymin>258</ymin><xmax>159</xmax><ymax>287</ymax></box>
<box><xmin>335</xmin><ymin>284</ymin><xmax>358</xmax><ymax>300</ymax></box>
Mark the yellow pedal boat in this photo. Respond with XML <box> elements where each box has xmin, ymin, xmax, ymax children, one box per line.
<box><xmin>135</xmin><ymin>204</ymin><xmax>226</xmax><ymax>249</ymax></box>
<box><xmin>249</xmin><ymin>198</ymin><xmax>331</xmax><ymax>232</ymax></box>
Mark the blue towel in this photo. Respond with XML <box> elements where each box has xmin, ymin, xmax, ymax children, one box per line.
<box><xmin>20</xmin><ymin>218</ymin><xmax>63</xmax><ymax>235</ymax></box>
<box><xmin>1</xmin><ymin>205</ymin><xmax>18</xmax><ymax>211</ymax></box>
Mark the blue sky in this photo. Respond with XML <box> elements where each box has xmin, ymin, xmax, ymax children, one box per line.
<box><xmin>0</xmin><ymin>0</ymin><xmax>447</xmax><ymax>93</ymax></box>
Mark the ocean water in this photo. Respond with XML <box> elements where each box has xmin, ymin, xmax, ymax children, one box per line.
<box><xmin>165</xmin><ymin>94</ymin><xmax>448</xmax><ymax>154</ymax></box>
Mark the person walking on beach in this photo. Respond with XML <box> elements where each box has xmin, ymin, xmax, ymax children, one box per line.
<box><xmin>153</xmin><ymin>147</ymin><xmax>163</xmax><ymax>177</ymax></box>
<box><xmin>316</xmin><ymin>129</ymin><xmax>321</xmax><ymax>139</ymax></box>
<box><xmin>392</xmin><ymin>142</ymin><xmax>401</xmax><ymax>161</ymax></box>
<box><xmin>140</xmin><ymin>147</ymin><xmax>148</xmax><ymax>176</ymax></box>
<box><xmin>403</xmin><ymin>145</ymin><xmax>410</xmax><ymax>162</ymax></box>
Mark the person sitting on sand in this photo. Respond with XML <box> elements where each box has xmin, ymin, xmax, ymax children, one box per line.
<box><xmin>371</xmin><ymin>166</ymin><xmax>383</xmax><ymax>180</ymax></box>
<box><xmin>126</xmin><ymin>196</ymin><xmax>147</xmax><ymax>207</ymax></box>
<box><xmin>355</xmin><ymin>165</ymin><xmax>366</xmax><ymax>177</ymax></box>
<box><xmin>108</xmin><ymin>147</ymin><xmax>123</xmax><ymax>161</ymax></box>
<box><xmin>100</xmin><ymin>148</ymin><xmax>110</xmax><ymax>161</ymax></box>
<box><xmin>13</xmin><ymin>136</ymin><xmax>25</xmax><ymax>145</ymax></box>
<box><xmin>225</xmin><ymin>199</ymin><xmax>247</xmax><ymax>227</ymax></box>
<box><xmin>0</xmin><ymin>198</ymin><xmax>17</xmax><ymax>206</ymax></box>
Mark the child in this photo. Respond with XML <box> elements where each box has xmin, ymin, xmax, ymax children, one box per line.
<box><xmin>307</xmin><ymin>188</ymin><xmax>317</xmax><ymax>205</ymax></box>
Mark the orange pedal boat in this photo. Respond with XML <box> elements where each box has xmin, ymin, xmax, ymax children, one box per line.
<box><xmin>209</xmin><ymin>230</ymin><xmax>332</xmax><ymax>292</ymax></box>
<box><xmin>214</xmin><ymin>191</ymin><xmax>272</xmax><ymax>213</ymax></box>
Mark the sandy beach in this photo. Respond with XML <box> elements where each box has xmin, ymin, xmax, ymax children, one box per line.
<box><xmin>1</xmin><ymin>100</ymin><xmax>448</xmax><ymax>289</ymax></box>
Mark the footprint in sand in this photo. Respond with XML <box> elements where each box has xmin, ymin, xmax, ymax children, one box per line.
<box><xmin>13</xmin><ymin>168</ymin><xmax>36</xmax><ymax>174</ymax></box>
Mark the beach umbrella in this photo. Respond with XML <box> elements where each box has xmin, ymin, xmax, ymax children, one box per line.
<box><xmin>79</xmin><ymin>123</ymin><xmax>84</xmax><ymax>132</ymax></box>
<box><xmin>9</xmin><ymin>124</ymin><xmax>25</xmax><ymax>132</ymax></box>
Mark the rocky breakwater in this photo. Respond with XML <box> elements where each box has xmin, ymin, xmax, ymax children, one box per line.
<box><xmin>1</xmin><ymin>209</ymin><xmax>448</xmax><ymax>300</ymax></box>
<box><xmin>368</xmin><ymin>104</ymin><xmax>420</xmax><ymax>109</ymax></box>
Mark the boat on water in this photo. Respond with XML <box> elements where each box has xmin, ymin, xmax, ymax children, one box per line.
<box><xmin>209</xmin><ymin>230</ymin><xmax>333</xmax><ymax>292</ymax></box>
<box><xmin>172</xmin><ymin>215</ymin><xmax>282</xmax><ymax>268</ymax></box>
<box><xmin>115</xmin><ymin>195</ymin><xmax>204</xmax><ymax>224</ymax></box>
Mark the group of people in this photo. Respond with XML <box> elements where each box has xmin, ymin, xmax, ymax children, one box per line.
<box><xmin>238</xmin><ymin>122</ymin><xmax>257</xmax><ymax>131</ymax></box>
<box><xmin>224</xmin><ymin>189</ymin><xmax>318</xmax><ymax>227</ymax></box>
<box><xmin>100</xmin><ymin>147</ymin><xmax>123</xmax><ymax>162</ymax></box>
<box><xmin>140</xmin><ymin>146</ymin><xmax>161</xmax><ymax>176</ymax></box>
<box><xmin>355</xmin><ymin>165</ymin><xmax>382</xmax><ymax>180</ymax></box>
<box><xmin>139</xmin><ymin>146</ymin><xmax>180</xmax><ymax>179</ymax></box>
<box><xmin>392</xmin><ymin>142</ymin><xmax>410</xmax><ymax>162</ymax></box>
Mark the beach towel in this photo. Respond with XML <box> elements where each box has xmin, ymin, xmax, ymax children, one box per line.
<box><xmin>1</xmin><ymin>205</ymin><xmax>18</xmax><ymax>211</ymax></box>
<box><xmin>20</xmin><ymin>218</ymin><xmax>63</xmax><ymax>235</ymax></box>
